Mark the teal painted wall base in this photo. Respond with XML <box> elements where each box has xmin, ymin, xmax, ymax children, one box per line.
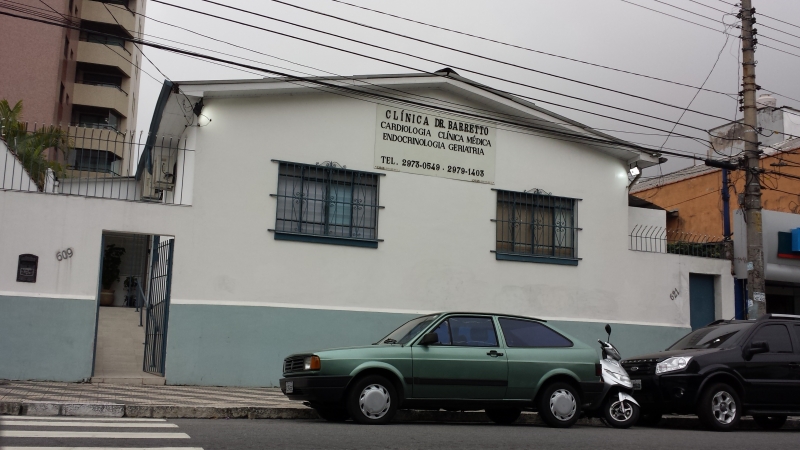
<box><xmin>0</xmin><ymin>296</ymin><xmax>96</xmax><ymax>382</ymax></box>
<box><xmin>165</xmin><ymin>304</ymin><xmax>690</xmax><ymax>387</ymax></box>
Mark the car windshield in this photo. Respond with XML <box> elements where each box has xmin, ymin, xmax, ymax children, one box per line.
<box><xmin>669</xmin><ymin>323</ymin><xmax>753</xmax><ymax>350</ymax></box>
<box><xmin>378</xmin><ymin>315</ymin><xmax>438</xmax><ymax>345</ymax></box>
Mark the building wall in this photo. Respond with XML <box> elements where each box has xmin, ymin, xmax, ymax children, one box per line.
<box><xmin>0</xmin><ymin>90</ymin><xmax>733</xmax><ymax>385</ymax></box>
<box><xmin>0</xmin><ymin>0</ymin><xmax>79</xmax><ymax>125</ymax></box>
<box><xmin>633</xmin><ymin>147</ymin><xmax>800</xmax><ymax>237</ymax></box>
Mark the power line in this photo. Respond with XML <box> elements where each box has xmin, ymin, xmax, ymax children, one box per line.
<box><xmin>0</xmin><ymin>8</ymin><xmax>721</xmax><ymax>164</ymax></box>
<box><xmin>716</xmin><ymin>0</ymin><xmax>800</xmax><ymax>32</ymax></box>
<box><xmin>691</xmin><ymin>0</ymin><xmax>800</xmax><ymax>42</ymax></box>
<box><xmin>150</xmin><ymin>0</ymin><xmax>720</xmax><ymax>144</ymax></box>
<box><xmin>170</xmin><ymin>0</ymin><xmax>736</xmax><ymax>126</ymax></box>
<box><xmin>326</xmin><ymin>0</ymin><xmax>736</xmax><ymax>98</ymax></box>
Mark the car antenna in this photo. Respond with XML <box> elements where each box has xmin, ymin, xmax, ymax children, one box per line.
<box><xmin>604</xmin><ymin>324</ymin><xmax>612</xmax><ymax>343</ymax></box>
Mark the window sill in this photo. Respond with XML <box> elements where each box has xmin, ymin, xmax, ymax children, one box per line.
<box><xmin>494</xmin><ymin>252</ymin><xmax>579</xmax><ymax>266</ymax></box>
<box><xmin>273</xmin><ymin>231</ymin><xmax>379</xmax><ymax>249</ymax></box>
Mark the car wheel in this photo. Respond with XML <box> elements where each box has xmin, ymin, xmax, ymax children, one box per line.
<box><xmin>753</xmin><ymin>415</ymin><xmax>787</xmax><ymax>430</ymax></box>
<box><xmin>602</xmin><ymin>396</ymin><xmax>640</xmax><ymax>429</ymax></box>
<box><xmin>636</xmin><ymin>411</ymin><xmax>662</xmax><ymax>427</ymax></box>
<box><xmin>313</xmin><ymin>406</ymin><xmax>350</xmax><ymax>422</ymax></box>
<box><xmin>485</xmin><ymin>407</ymin><xmax>521</xmax><ymax>425</ymax></box>
<box><xmin>346</xmin><ymin>375</ymin><xmax>398</xmax><ymax>425</ymax></box>
<box><xmin>537</xmin><ymin>382</ymin><xmax>582</xmax><ymax>428</ymax></box>
<box><xmin>697</xmin><ymin>383</ymin><xmax>741</xmax><ymax>431</ymax></box>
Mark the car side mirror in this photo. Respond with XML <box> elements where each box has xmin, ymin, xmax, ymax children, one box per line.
<box><xmin>418</xmin><ymin>332</ymin><xmax>439</xmax><ymax>346</ymax></box>
<box><xmin>744</xmin><ymin>341</ymin><xmax>770</xmax><ymax>360</ymax></box>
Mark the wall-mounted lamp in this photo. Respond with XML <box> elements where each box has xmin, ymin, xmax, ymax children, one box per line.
<box><xmin>629</xmin><ymin>165</ymin><xmax>640</xmax><ymax>176</ymax></box>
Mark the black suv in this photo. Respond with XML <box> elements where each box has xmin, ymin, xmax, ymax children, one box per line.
<box><xmin>622</xmin><ymin>314</ymin><xmax>800</xmax><ymax>431</ymax></box>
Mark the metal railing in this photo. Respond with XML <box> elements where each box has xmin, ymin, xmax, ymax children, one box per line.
<box><xmin>629</xmin><ymin>225</ymin><xmax>725</xmax><ymax>259</ymax></box>
<box><xmin>1</xmin><ymin>122</ymin><xmax>192</xmax><ymax>205</ymax></box>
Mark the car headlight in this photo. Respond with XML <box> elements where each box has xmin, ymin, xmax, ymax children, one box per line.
<box><xmin>604</xmin><ymin>369</ymin><xmax>631</xmax><ymax>384</ymax></box>
<box><xmin>656</xmin><ymin>356</ymin><xmax>692</xmax><ymax>374</ymax></box>
<box><xmin>304</xmin><ymin>355</ymin><xmax>321</xmax><ymax>371</ymax></box>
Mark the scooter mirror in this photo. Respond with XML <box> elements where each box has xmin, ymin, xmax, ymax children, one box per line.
<box><xmin>604</xmin><ymin>324</ymin><xmax>612</xmax><ymax>336</ymax></box>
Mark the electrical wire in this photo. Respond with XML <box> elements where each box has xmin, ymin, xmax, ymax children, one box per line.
<box><xmin>327</xmin><ymin>0</ymin><xmax>737</xmax><ymax>98</ymax></box>
<box><xmin>716</xmin><ymin>0</ymin><xmax>800</xmax><ymax>32</ymax></box>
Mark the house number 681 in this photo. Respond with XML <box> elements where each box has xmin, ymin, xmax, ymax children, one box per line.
<box><xmin>56</xmin><ymin>248</ymin><xmax>74</xmax><ymax>261</ymax></box>
<box><xmin>669</xmin><ymin>288</ymin><xmax>679</xmax><ymax>301</ymax></box>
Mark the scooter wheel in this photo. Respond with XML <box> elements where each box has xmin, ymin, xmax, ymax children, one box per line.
<box><xmin>602</xmin><ymin>395</ymin><xmax>640</xmax><ymax>428</ymax></box>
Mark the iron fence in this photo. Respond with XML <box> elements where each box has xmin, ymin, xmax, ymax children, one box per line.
<box><xmin>495</xmin><ymin>190</ymin><xmax>579</xmax><ymax>259</ymax></box>
<box><xmin>1</xmin><ymin>122</ymin><xmax>191</xmax><ymax>205</ymax></box>
<box><xmin>629</xmin><ymin>225</ymin><xmax>726</xmax><ymax>259</ymax></box>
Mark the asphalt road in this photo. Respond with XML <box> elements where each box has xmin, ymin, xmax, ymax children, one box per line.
<box><xmin>2</xmin><ymin>416</ymin><xmax>800</xmax><ymax>449</ymax></box>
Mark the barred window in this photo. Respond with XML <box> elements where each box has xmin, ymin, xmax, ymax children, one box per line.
<box><xmin>495</xmin><ymin>190</ymin><xmax>579</xmax><ymax>265</ymax></box>
<box><xmin>272</xmin><ymin>161</ymin><xmax>381</xmax><ymax>248</ymax></box>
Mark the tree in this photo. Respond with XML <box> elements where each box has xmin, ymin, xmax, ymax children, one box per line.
<box><xmin>0</xmin><ymin>99</ymin><xmax>71</xmax><ymax>191</ymax></box>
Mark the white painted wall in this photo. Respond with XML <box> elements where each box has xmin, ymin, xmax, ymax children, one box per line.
<box><xmin>0</xmin><ymin>89</ymin><xmax>733</xmax><ymax>329</ymax></box>
<box><xmin>628</xmin><ymin>206</ymin><xmax>666</xmax><ymax>232</ymax></box>
<box><xmin>1</xmin><ymin>139</ymin><xmax>37</xmax><ymax>192</ymax></box>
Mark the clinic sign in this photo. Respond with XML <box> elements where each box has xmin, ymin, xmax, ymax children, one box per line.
<box><xmin>374</xmin><ymin>105</ymin><xmax>496</xmax><ymax>184</ymax></box>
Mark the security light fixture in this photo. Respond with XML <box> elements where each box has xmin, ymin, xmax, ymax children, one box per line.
<box><xmin>629</xmin><ymin>166</ymin><xmax>640</xmax><ymax>177</ymax></box>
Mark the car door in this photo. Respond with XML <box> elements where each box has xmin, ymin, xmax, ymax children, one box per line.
<box><xmin>736</xmin><ymin>323</ymin><xmax>796</xmax><ymax>409</ymax></box>
<box><xmin>411</xmin><ymin>315</ymin><xmax>508</xmax><ymax>400</ymax></box>
<box><xmin>497</xmin><ymin>317</ymin><xmax>577</xmax><ymax>400</ymax></box>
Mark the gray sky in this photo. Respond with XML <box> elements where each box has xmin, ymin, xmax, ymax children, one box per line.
<box><xmin>135</xmin><ymin>0</ymin><xmax>800</xmax><ymax>176</ymax></box>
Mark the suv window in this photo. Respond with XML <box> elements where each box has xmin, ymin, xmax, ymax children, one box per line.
<box><xmin>499</xmin><ymin>318</ymin><xmax>573</xmax><ymax>348</ymax></box>
<box><xmin>447</xmin><ymin>317</ymin><xmax>498</xmax><ymax>347</ymax></box>
<box><xmin>669</xmin><ymin>323</ymin><xmax>753</xmax><ymax>350</ymax></box>
<box><xmin>751</xmin><ymin>324</ymin><xmax>794</xmax><ymax>353</ymax></box>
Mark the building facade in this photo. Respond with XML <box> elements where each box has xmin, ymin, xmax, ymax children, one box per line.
<box><xmin>0</xmin><ymin>72</ymin><xmax>733</xmax><ymax>387</ymax></box>
<box><xmin>0</xmin><ymin>0</ymin><xmax>147</xmax><ymax>175</ymax></box>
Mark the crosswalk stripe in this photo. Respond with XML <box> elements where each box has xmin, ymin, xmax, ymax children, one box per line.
<box><xmin>0</xmin><ymin>431</ymin><xmax>191</xmax><ymax>439</ymax></box>
<box><xmin>0</xmin><ymin>421</ymin><xmax>179</xmax><ymax>428</ymax></box>
<box><xmin>0</xmin><ymin>447</ymin><xmax>204</xmax><ymax>450</ymax></box>
<box><xmin>0</xmin><ymin>416</ymin><xmax>166</xmax><ymax>422</ymax></box>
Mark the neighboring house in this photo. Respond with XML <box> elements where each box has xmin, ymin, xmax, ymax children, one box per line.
<box><xmin>0</xmin><ymin>0</ymin><xmax>149</xmax><ymax>176</ymax></box>
<box><xmin>0</xmin><ymin>70</ymin><xmax>732</xmax><ymax>387</ymax></box>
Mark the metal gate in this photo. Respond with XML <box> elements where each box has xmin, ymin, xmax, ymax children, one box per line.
<box><xmin>143</xmin><ymin>237</ymin><xmax>175</xmax><ymax>376</ymax></box>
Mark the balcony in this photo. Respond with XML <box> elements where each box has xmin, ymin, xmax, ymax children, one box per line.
<box><xmin>76</xmin><ymin>41</ymin><xmax>133</xmax><ymax>77</ymax></box>
<box><xmin>73</xmin><ymin>83</ymin><xmax>129</xmax><ymax>120</ymax></box>
<box><xmin>82</xmin><ymin>0</ymin><xmax>136</xmax><ymax>34</ymax></box>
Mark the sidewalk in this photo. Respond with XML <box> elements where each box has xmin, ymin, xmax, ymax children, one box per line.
<box><xmin>1</xmin><ymin>380</ymin><xmax>798</xmax><ymax>429</ymax></box>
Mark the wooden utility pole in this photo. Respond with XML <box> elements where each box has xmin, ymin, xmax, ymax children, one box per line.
<box><xmin>740</xmin><ymin>0</ymin><xmax>766</xmax><ymax>318</ymax></box>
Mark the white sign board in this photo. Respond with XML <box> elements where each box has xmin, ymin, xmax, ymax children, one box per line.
<box><xmin>374</xmin><ymin>105</ymin><xmax>496</xmax><ymax>184</ymax></box>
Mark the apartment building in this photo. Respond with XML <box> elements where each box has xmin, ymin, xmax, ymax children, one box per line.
<box><xmin>0</xmin><ymin>0</ymin><xmax>147</xmax><ymax>176</ymax></box>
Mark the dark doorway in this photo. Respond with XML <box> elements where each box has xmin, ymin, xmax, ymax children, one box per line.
<box><xmin>689</xmin><ymin>274</ymin><xmax>716</xmax><ymax>330</ymax></box>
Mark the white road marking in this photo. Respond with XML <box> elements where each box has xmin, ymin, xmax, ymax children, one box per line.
<box><xmin>0</xmin><ymin>416</ymin><xmax>166</xmax><ymax>422</ymax></box>
<box><xmin>0</xmin><ymin>431</ymin><xmax>190</xmax><ymax>439</ymax></box>
<box><xmin>0</xmin><ymin>421</ymin><xmax>178</xmax><ymax>428</ymax></box>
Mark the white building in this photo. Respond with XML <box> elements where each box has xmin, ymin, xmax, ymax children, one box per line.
<box><xmin>0</xmin><ymin>70</ymin><xmax>733</xmax><ymax>386</ymax></box>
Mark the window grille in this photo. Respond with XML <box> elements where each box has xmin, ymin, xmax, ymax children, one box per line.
<box><xmin>495</xmin><ymin>190</ymin><xmax>579</xmax><ymax>265</ymax></box>
<box><xmin>273</xmin><ymin>161</ymin><xmax>381</xmax><ymax>247</ymax></box>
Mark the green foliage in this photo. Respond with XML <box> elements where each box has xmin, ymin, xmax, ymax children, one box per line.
<box><xmin>1</xmin><ymin>99</ymin><xmax>72</xmax><ymax>191</ymax></box>
<box><xmin>667</xmin><ymin>241</ymin><xmax>722</xmax><ymax>259</ymax></box>
<box><xmin>102</xmin><ymin>244</ymin><xmax>127</xmax><ymax>290</ymax></box>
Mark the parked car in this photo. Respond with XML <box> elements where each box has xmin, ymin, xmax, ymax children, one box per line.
<box><xmin>280</xmin><ymin>312</ymin><xmax>608</xmax><ymax>427</ymax></box>
<box><xmin>622</xmin><ymin>314</ymin><xmax>800</xmax><ymax>431</ymax></box>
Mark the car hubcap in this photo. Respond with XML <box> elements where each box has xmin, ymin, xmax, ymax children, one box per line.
<box><xmin>549</xmin><ymin>389</ymin><xmax>576</xmax><ymax>421</ymax></box>
<box><xmin>711</xmin><ymin>391</ymin><xmax>736</xmax><ymax>424</ymax></box>
<box><xmin>609</xmin><ymin>400</ymin><xmax>633</xmax><ymax>422</ymax></box>
<box><xmin>359</xmin><ymin>384</ymin><xmax>390</xmax><ymax>419</ymax></box>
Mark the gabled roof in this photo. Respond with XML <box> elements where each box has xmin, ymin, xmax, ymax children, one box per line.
<box><xmin>140</xmin><ymin>69</ymin><xmax>662</xmax><ymax>177</ymax></box>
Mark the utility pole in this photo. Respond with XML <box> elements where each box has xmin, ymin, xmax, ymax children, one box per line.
<box><xmin>740</xmin><ymin>0</ymin><xmax>766</xmax><ymax>318</ymax></box>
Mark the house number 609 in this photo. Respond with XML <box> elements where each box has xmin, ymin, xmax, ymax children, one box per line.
<box><xmin>56</xmin><ymin>248</ymin><xmax>74</xmax><ymax>261</ymax></box>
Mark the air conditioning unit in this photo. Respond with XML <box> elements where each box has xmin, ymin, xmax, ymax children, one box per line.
<box><xmin>142</xmin><ymin>149</ymin><xmax>178</xmax><ymax>200</ymax></box>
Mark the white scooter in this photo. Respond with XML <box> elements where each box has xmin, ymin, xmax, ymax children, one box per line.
<box><xmin>590</xmin><ymin>324</ymin><xmax>640</xmax><ymax>428</ymax></box>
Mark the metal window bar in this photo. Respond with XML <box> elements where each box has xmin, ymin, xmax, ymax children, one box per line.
<box><xmin>274</xmin><ymin>162</ymin><xmax>380</xmax><ymax>241</ymax></box>
<box><xmin>1</xmin><ymin>121</ymin><xmax>191</xmax><ymax>205</ymax></box>
<box><xmin>495</xmin><ymin>190</ymin><xmax>578</xmax><ymax>259</ymax></box>
<box><xmin>629</xmin><ymin>225</ymin><xmax>725</xmax><ymax>259</ymax></box>
<box><xmin>143</xmin><ymin>238</ymin><xmax>174</xmax><ymax>376</ymax></box>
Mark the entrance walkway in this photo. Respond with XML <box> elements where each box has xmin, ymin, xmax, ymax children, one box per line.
<box><xmin>92</xmin><ymin>307</ymin><xmax>165</xmax><ymax>385</ymax></box>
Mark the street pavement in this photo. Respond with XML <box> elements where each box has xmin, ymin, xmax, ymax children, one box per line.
<box><xmin>2</xmin><ymin>416</ymin><xmax>799</xmax><ymax>449</ymax></box>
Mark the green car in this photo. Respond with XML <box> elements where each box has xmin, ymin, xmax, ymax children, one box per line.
<box><xmin>279</xmin><ymin>312</ymin><xmax>602</xmax><ymax>427</ymax></box>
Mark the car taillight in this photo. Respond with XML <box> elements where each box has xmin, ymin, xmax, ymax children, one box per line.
<box><xmin>595</xmin><ymin>363</ymin><xmax>602</xmax><ymax>377</ymax></box>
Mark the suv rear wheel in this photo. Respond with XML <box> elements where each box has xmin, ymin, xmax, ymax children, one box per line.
<box><xmin>697</xmin><ymin>383</ymin><xmax>741</xmax><ymax>431</ymax></box>
<box><xmin>753</xmin><ymin>415</ymin><xmax>787</xmax><ymax>430</ymax></box>
<box><xmin>346</xmin><ymin>375</ymin><xmax>398</xmax><ymax>425</ymax></box>
<box><xmin>537</xmin><ymin>382</ymin><xmax>582</xmax><ymax>428</ymax></box>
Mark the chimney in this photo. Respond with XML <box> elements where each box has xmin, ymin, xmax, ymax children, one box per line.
<box><xmin>757</xmin><ymin>94</ymin><xmax>777</xmax><ymax>109</ymax></box>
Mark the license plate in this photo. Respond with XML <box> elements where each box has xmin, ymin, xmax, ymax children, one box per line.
<box><xmin>632</xmin><ymin>379</ymin><xmax>642</xmax><ymax>390</ymax></box>
<box><xmin>285</xmin><ymin>381</ymin><xmax>293</xmax><ymax>394</ymax></box>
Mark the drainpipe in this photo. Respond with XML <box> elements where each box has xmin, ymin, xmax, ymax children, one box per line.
<box><xmin>722</xmin><ymin>168</ymin><xmax>731</xmax><ymax>241</ymax></box>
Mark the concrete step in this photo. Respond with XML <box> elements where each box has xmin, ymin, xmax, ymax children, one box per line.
<box><xmin>90</xmin><ymin>376</ymin><xmax>166</xmax><ymax>385</ymax></box>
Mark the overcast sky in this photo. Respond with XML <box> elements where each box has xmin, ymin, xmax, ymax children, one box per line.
<box><xmin>135</xmin><ymin>0</ymin><xmax>800</xmax><ymax>176</ymax></box>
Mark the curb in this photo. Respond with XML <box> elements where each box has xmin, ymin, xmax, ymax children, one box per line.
<box><xmin>1</xmin><ymin>401</ymin><xmax>798</xmax><ymax>429</ymax></box>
